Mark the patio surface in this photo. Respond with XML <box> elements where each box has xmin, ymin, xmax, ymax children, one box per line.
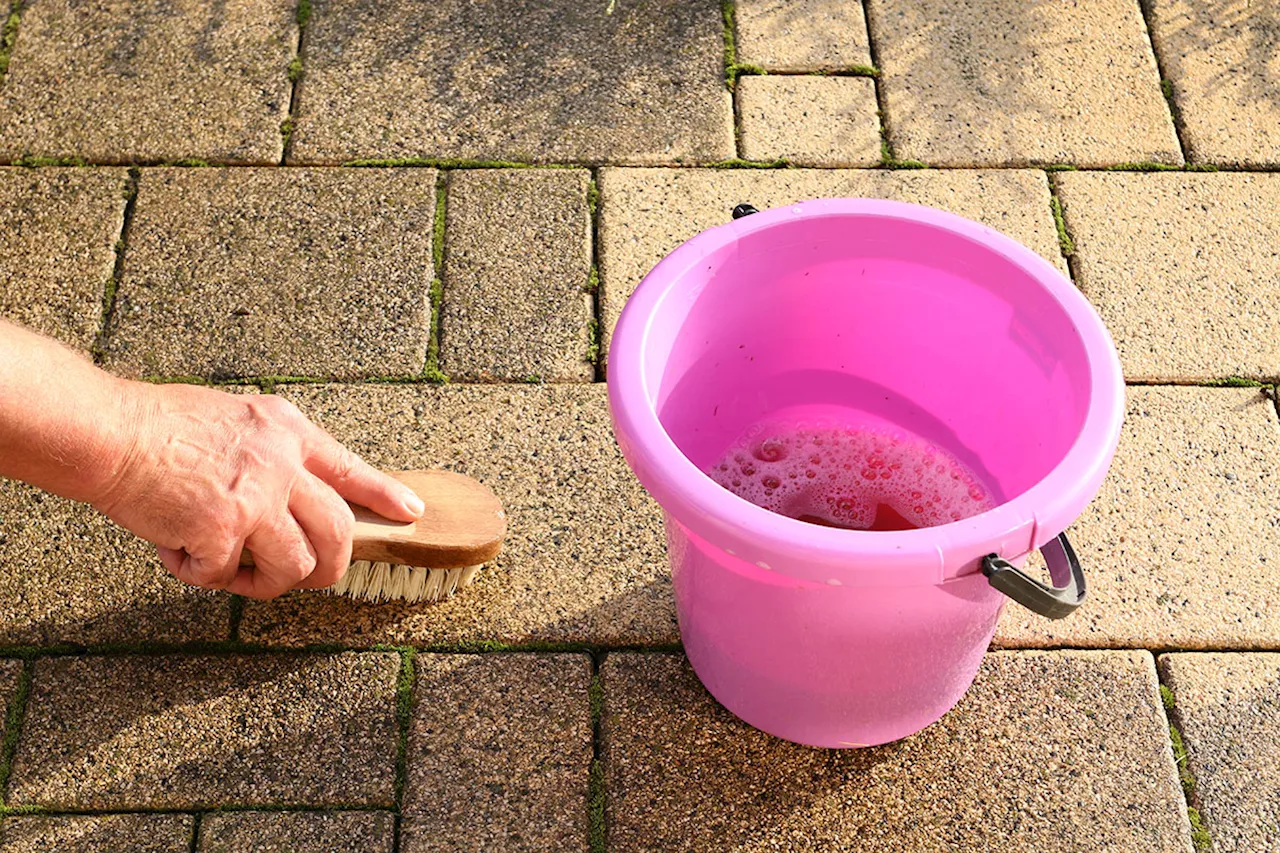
<box><xmin>0</xmin><ymin>0</ymin><xmax>1278</xmax><ymax>850</ymax></box>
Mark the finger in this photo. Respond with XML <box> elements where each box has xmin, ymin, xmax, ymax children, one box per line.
<box><xmin>228</xmin><ymin>514</ymin><xmax>317</xmax><ymax>600</ymax></box>
<box><xmin>173</xmin><ymin>543</ymin><xmax>242</xmax><ymax>591</ymax></box>
<box><xmin>303</xmin><ymin>427</ymin><xmax>423</xmax><ymax>522</ymax></box>
<box><xmin>288</xmin><ymin>473</ymin><xmax>355</xmax><ymax>590</ymax></box>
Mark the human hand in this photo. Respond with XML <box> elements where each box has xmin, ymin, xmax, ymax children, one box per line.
<box><xmin>92</xmin><ymin>384</ymin><xmax>424</xmax><ymax>599</ymax></box>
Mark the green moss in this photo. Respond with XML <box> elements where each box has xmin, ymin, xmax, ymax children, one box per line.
<box><xmin>1105</xmin><ymin>161</ymin><xmax>1184</xmax><ymax>172</ymax></box>
<box><xmin>287</xmin><ymin>56</ymin><xmax>303</xmax><ymax>83</ymax></box>
<box><xmin>721</xmin><ymin>0</ymin><xmax>737</xmax><ymax>90</ymax></box>
<box><xmin>423</xmin><ymin>177</ymin><xmax>449</xmax><ymax>383</ymax></box>
<box><xmin>823</xmin><ymin>65</ymin><xmax>880</xmax><ymax>78</ymax></box>
<box><xmin>587</xmin><ymin>318</ymin><xmax>601</xmax><ymax>365</ymax></box>
<box><xmin>728</xmin><ymin>62</ymin><xmax>766</xmax><ymax>83</ymax></box>
<box><xmin>166</xmin><ymin>158</ymin><xmax>212</xmax><ymax>167</ymax></box>
<box><xmin>1050</xmin><ymin>194</ymin><xmax>1075</xmax><ymax>257</ymax></box>
<box><xmin>0</xmin><ymin>4</ymin><xmax>23</xmax><ymax>79</ymax></box>
<box><xmin>393</xmin><ymin>650</ymin><xmax>416</xmax><ymax>809</ymax></box>
<box><xmin>279</xmin><ymin>117</ymin><xmax>296</xmax><ymax>149</ymax></box>
<box><xmin>295</xmin><ymin>0</ymin><xmax>311</xmax><ymax>28</ymax></box>
<box><xmin>587</xmin><ymin>178</ymin><xmax>599</xmax><ymax>218</ymax></box>
<box><xmin>1043</xmin><ymin>164</ymin><xmax>1078</xmax><ymax>172</ymax></box>
<box><xmin>344</xmin><ymin>157</ymin><xmax>568</xmax><ymax>169</ymax></box>
<box><xmin>1184</xmin><ymin>163</ymin><xmax>1219</xmax><ymax>172</ymax></box>
<box><xmin>1160</xmin><ymin>684</ymin><xmax>1176</xmax><ymax>710</ymax></box>
<box><xmin>1205</xmin><ymin>376</ymin><xmax>1263</xmax><ymax>387</ymax></box>
<box><xmin>0</xmin><ymin>662</ymin><xmax>32</xmax><ymax>800</ymax></box>
<box><xmin>1188</xmin><ymin>807</ymin><xmax>1211</xmax><ymax>852</ymax></box>
<box><xmin>0</xmin><ymin>804</ymin><xmax>46</xmax><ymax>817</ymax></box>
<box><xmin>585</xmin><ymin>265</ymin><xmax>600</xmax><ymax>295</ymax></box>
<box><xmin>13</xmin><ymin>155</ymin><xmax>88</xmax><ymax>167</ymax></box>
<box><xmin>882</xmin><ymin>157</ymin><xmax>928</xmax><ymax>169</ymax></box>
<box><xmin>588</xmin><ymin>758</ymin><xmax>606</xmax><ymax>852</ymax></box>
<box><xmin>1168</xmin><ymin>721</ymin><xmax>1196</xmax><ymax>801</ymax></box>
<box><xmin>708</xmin><ymin>157</ymin><xmax>790</xmax><ymax>169</ymax></box>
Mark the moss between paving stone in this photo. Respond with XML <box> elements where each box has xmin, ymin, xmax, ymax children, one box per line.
<box><xmin>237</xmin><ymin>384</ymin><xmax>674</xmax><ymax>648</ymax></box>
<box><xmin>197</xmin><ymin>810</ymin><xmax>395</xmax><ymax>853</ymax></box>
<box><xmin>0</xmin><ymin>813</ymin><xmax>194</xmax><ymax>853</ymax></box>
<box><xmin>399</xmin><ymin>654</ymin><xmax>591</xmax><ymax>853</ymax></box>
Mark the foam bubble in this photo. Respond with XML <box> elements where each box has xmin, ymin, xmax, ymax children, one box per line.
<box><xmin>708</xmin><ymin>421</ymin><xmax>996</xmax><ymax>531</ymax></box>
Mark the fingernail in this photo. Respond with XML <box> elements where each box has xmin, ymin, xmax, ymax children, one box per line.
<box><xmin>403</xmin><ymin>490</ymin><xmax>425</xmax><ymax>517</ymax></box>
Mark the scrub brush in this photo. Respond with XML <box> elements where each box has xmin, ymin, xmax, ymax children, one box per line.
<box><xmin>242</xmin><ymin>470</ymin><xmax>507</xmax><ymax>603</ymax></box>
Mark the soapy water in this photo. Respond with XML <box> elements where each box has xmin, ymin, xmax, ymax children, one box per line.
<box><xmin>708</xmin><ymin>420</ymin><xmax>997</xmax><ymax>531</ymax></box>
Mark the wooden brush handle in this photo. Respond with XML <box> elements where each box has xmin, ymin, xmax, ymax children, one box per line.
<box><xmin>239</xmin><ymin>470</ymin><xmax>507</xmax><ymax>570</ymax></box>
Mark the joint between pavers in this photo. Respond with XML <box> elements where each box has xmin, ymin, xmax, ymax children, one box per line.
<box><xmin>588</xmin><ymin>169</ymin><xmax>605</xmax><ymax>381</ymax></box>
<box><xmin>0</xmin><ymin>659</ymin><xmax>34</xmax><ymax>806</ymax></box>
<box><xmin>0</xmin><ymin>0</ymin><xmax>23</xmax><ymax>82</ymax></box>
<box><xmin>91</xmin><ymin>168</ymin><xmax>139</xmax><ymax>366</ymax></box>
<box><xmin>187</xmin><ymin>812</ymin><xmax>201</xmax><ymax>853</ymax></box>
<box><xmin>587</xmin><ymin>653</ymin><xmax>606</xmax><ymax>853</ymax></box>
<box><xmin>720</xmin><ymin>0</ymin><xmax>738</xmax><ymax>91</ymax></box>
<box><xmin>391</xmin><ymin>650</ymin><xmax>415</xmax><ymax>818</ymax></box>
<box><xmin>1156</xmin><ymin>671</ymin><xmax>1214</xmax><ymax>853</ymax></box>
<box><xmin>279</xmin><ymin>0</ymin><xmax>310</xmax><ymax>164</ymax></box>
<box><xmin>422</xmin><ymin>174</ymin><xmax>450</xmax><ymax>385</ymax></box>
<box><xmin>1133</xmin><ymin>0</ymin><xmax>1191</xmax><ymax>165</ymax></box>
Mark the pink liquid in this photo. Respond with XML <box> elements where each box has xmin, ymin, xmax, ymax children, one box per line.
<box><xmin>708</xmin><ymin>421</ymin><xmax>996</xmax><ymax>531</ymax></box>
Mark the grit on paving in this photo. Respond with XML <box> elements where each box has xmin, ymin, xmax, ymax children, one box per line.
<box><xmin>0</xmin><ymin>1</ymin><xmax>1276</xmax><ymax>851</ymax></box>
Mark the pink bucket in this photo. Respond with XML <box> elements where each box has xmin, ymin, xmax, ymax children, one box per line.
<box><xmin>608</xmin><ymin>199</ymin><xmax>1124</xmax><ymax>748</ymax></box>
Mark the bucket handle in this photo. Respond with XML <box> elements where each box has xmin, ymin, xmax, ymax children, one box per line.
<box><xmin>982</xmin><ymin>534</ymin><xmax>1085</xmax><ymax>620</ymax></box>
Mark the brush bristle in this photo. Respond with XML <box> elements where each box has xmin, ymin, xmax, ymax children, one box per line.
<box><xmin>329</xmin><ymin>561</ymin><xmax>485</xmax><ymax>603</ymax></box>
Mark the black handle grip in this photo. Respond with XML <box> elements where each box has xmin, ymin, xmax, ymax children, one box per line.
<box><xmin>982</xmin><ymin>533</ymin><xmax>1085</xmax><ymax>620</ymax></box>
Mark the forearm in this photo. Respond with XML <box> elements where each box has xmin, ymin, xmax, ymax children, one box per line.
<box><xmin>0</xmin><ymin>319</ymin><xmax>144</xmax><ymax>505</ymax></box>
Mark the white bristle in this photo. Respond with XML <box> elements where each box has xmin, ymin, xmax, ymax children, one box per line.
<box><xmin>327</xmin><ymin>561</ymin><xmax>486</xmax><ymax>604</ymax></box>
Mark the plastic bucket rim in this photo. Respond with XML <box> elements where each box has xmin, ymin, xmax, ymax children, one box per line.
<box><xmin>608</xmin><ymin>197</ymin><xmax>1125</xmax><ymax>586</ymax></box>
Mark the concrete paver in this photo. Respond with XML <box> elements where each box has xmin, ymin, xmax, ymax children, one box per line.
<box><xmin>0</xmin><ymin>168</ymin><xmax>128</xmax><ymax>351</ymax></box>
<box><xmin>0</xmin><ymin>0</ymin><xmax>296</xmax><ymax>164</ymax></box>
<box><xmin>597</xmin><ymin>167</ymin><xmax>1066</xmax><ymax>362</ymax></box>
<box><xmin>869</xmin><ymin>0</ymin><xmax>1182</xmax><ymax>166</ymax></box>
<box><xmin>0</xmin><ymin>477</ymin><xmax>231</xmax><ymax>646</ymax></box>
<box><xmin>439</xmin><ymin>169</ymin><xmax>594</xmax><ymax>382</ymax></box>
<box><xmin>238</xmin><ymin>384</ymin><xmax>673</xmax><ymax>648</ymax></box>
<box><xmin>1160</xmin><ymin>653</ymin><xmax>1280</xmax><ymax>853</ymax></box>
<box><xmin>996</xmin><ymin>387</ymin><xmax>1280</xmax><ymax>650</ymax></box>
<box><xmin>101</xmin><ymin>168</ymin><xmax>436</xmax><ymax>380</ymax></box>
<box><xmin>1056</xmin><ymin>171</ymin><xmax>1280</xmax><ymax>381</ymax></box>
<box><xmin>400</xmin><ymin>654</ymin><xmax>591</xmax><ymax>853</ymax></box>
<box><xmin>737</xmin><ymin>76</ymin><xmax>881</xmax><ymax>166</ymax></box>
<box><xmin>0</xmin><ymin>814</ymin><xmax>193</xmax><ymax>853</ymax></box>
<box><xmin>735</xmin><ymin>0</ymin><xmax>873</xmax><ymax>72</ymax></box>
<box><xmin>290</xmin><ymin>0</ymin><xmax>733</xmax><ymax>165</ymax></box>
<box><xmin>7</xmin><ymin>653</ymin><xmax>400</xmax><ymax>809</ymax></box>
<box><xmin>1147</xmin><ymin>0</ymin><xmax>1280</xmax><ymax>167</ymax></box>
<box><xmin>0</xmin><ymin>659</ymin><xmax>22</xmax><ymax>748</ymax></box>
<box><xmin>604</xmin><ymin>651</ymin><xmax>1190</xmax><ymax>853</ymax></box>
<box><xmin>198</xmin><ymin>811</ymin><xmax>395</xmax><ymax>853</ymax></box>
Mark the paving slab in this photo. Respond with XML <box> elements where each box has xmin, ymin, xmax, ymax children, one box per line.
<box><xmin>0</xmin><ymin>0</ymin><xmax>296</xmax><ymax>164</ymax></box>
<box><xmin>198</xmin><ymin>811</ymin><xmax>395</xmax><ymax>853</ymax></box>
<box><xmin>438</xmin><ymin>169</ymin><xmax>593</xmax><ymax>382</ymax></box>
<box><xmin>1056</xmin><ymin>171</ymin><xmax>1280</xmax><ymax>381</ymax></box>
<box><xmin>0</xmin><ymin>168</ymin><xmax>128</xmax><ymax>351</ymax></box>
<box><xmin>7</xmin><ymin>652</ymin><xmax>400</xmax><ymax>810</ymax></box>
<box><xmin>0</xmin><ymin>814</ymin><xmax>193</xmax><ymax>853</ymax></box>
<box><xmin>101</xmin><ymin>168</ymin><xmax>436</xmax><ymax>380</ymax></box>
<box><xmin>597</xmin><ymin>167</ymin><xmax>1066</xmax><ymax>361</ymax></box>
<box><xmin>737</xmin><ymin>76</ymin><xmax>881</xmax><ymax>167</ymax></box>
<box><xmin>1147</xmin><ymin>0</ymin><xmax>1280</xmax><ymax>167</ymax></box>
<box><xmin>290</xmin><ymin>0</ymin><xmax>733</xmax><ymax>165</ymax></box>
<box><xmin>0</xmin><ymin>477</ymin><xmax>231</xmax><ymax>646</ymax></box>
<box><xmin>604</xmin><ymin>651</ymin><xmax>1189</xmax><ymax>853</ymax></box>
<box><xmin>735</xmin><ymin>0</ymin><xmax>872</xmax><ymax>72</ymax></box>
<box><xmin>996</xmin><ymin>387</ymin><xmax>1280</xmax><ymax>650</ymax></box>
<box><xmin>1160</xmin><ymin>653</ymin><xmax>1280</xmax><ymax>853</ymax></box>
<box><xmin>868</xmin><ymin>0</ymin><xmax>1181</xmax><ymax>167</ymax></box>
<box><xmin>238</xmin><ymin>384</ymin><xmax>673</xmax><ymax>647</ymax></box>
<box><xmin>401</xmin><ymin>654</ymin><xmax>591</xmax><ymax>853</ymax></box>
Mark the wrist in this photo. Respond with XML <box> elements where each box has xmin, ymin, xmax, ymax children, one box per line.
<box><xmin>82</xmin><ymin>377</ymin><xmax>156</xmax><ymax>511</ymax></box>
